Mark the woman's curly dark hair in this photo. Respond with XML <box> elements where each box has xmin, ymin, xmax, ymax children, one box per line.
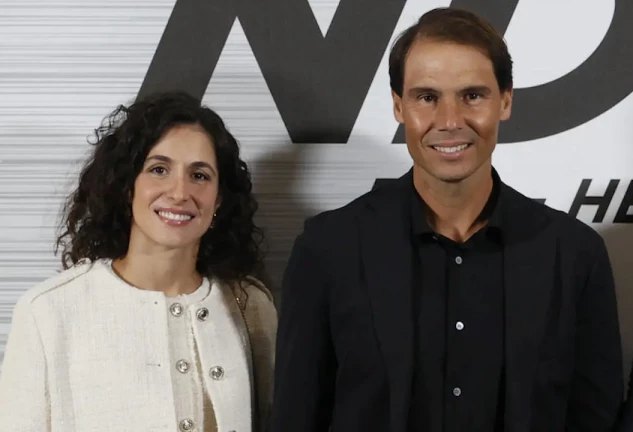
<box><xmin>56</xmin><ymin>91</ymin><xmax>265</xmax><ymax>283</ymax></box>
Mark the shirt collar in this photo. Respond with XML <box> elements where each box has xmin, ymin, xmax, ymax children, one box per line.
<box><xmin>411</xmin><ymin>167</ymin><xmax>505</xmax><ymax>241</ymax></box>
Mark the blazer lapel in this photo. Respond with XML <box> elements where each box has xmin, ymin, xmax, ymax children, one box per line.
<box><xmin>358</xmin><ymin>171</ymin><xmax>415</xmax><ymax>432</ymax></box>
<box><xmin>502</xmin><ymin>185</ymin><xmax>554</xmax><ymax>432</ymax></box>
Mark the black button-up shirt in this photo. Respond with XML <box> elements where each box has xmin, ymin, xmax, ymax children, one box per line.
<box><xmin>409</xmin><ymin>171</ymin><xmax>506</xmax><ymax>432</ymax></box>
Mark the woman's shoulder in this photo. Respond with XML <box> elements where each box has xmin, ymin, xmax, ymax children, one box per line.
<box><xmin>223</xmin><ymin>276</ymin><xmax>276</xmax><ymax>316</ymax></box>
<box><xmin>241</xmin><ymin>276</ymin><xmax>274</xmax><ymax>303</ymax></box>
<box><xmin>17</xmin><ymin>260</ymin><xmax>96</xmax><ymax>309</ymax></box>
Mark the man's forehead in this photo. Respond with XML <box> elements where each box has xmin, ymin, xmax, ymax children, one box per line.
<box><xmin>405</xmin><ymin>40</ymin><xmax>494</xmax><ymax>69</ymax></box>
<box><xmin>404</xmin><ymin>68</ymin><xmax>495</xmax><ymax>90</ymax></box>
<box><xmin>403</xmin><ymin>46</ymin><xmax>496</xmax><ymax>87</ymax></box>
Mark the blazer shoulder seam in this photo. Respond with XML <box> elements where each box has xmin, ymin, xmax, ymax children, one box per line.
<box><xmin>23</xmin><ymin>262</ymin><xmax>93</xmax><ymax>305</ymax></box>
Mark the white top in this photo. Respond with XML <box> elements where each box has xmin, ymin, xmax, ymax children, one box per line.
<box><xmin>102</xmin><ymin>261</ymin><xmax>216</xmax><ymax>431</ymax></box>
<box><xmin>0</xmin><ymin>258</ymin><xmax>277</xmax><ymax>432</ymax></box>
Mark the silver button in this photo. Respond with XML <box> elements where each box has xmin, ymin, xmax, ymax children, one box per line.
<box><xmin>455</xmin><ymin>256</ymin><xmax>463</xmax><ymax>265</ymax></box>
<box><xmin>453</xmin><ymin>387</ymin><xmax>462</xmax><ymax>397</ymax></box>
<box><xmin>176</xmin><ymin>359</ymin><xmax>190</xmax><ymax>374</ymax></box>
<box><xmin>210</xmin><ymin>366</ymin><xmax>225</xmax><ymax>380</ymax></box>
<box><xmin>196</xmin><ymin>307</ymin><xmax>209</xmax><ymax>321</ymax></box>
<box><xmin>170</xmin><ymin>303</ymin><xmax>183</xmax><ymax>317</ymax></box>
<box><xmin>456</xmin><ymin>321</ymin><xmax>464</xmax><ymax>331</ymax></box>
<box><xmin>179</xmin><ymin>418</ymin><xmax>195</xmax><ymax>431</ymax></box>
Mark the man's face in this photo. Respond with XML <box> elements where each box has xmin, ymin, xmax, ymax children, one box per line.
<box><xmin>392</xmin><ymin>39</ymin><xmax>512</xmax><ymax>184</ymax></box>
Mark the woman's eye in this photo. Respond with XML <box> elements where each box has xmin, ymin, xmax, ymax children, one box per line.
<box><xmin>193</xmin><ymin>172</ymin><xmax>210</xmax><ymax>181</ymax></box>
<box><xmin>419</xmin><ymin>94</ymin><xmax>437</xmax><ymax>103</ymax></box>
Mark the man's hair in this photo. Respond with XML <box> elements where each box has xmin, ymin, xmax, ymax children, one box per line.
<box><xmin>389</xmin><ymin>7</ymin><xmax>513</xmax><ymax>96</ymax></box>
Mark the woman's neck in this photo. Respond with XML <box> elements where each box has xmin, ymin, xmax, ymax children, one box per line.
<box><xmin>112</xmin><ymin>243</ymin><xmax>202</xmax><ymax>297</ymax></box>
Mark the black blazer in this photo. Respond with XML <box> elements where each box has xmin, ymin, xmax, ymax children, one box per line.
<box><xmin>271</xmin><ymin>169</ymin><xmax>623</xmax><ymax>432</ymax></box>
<box><xmin>615</xmin><ymin>367</ymin><xmax>633</xmax><ymax>431</ymax></box>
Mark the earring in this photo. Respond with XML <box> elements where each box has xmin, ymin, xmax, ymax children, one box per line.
<box><xmin>210</xmin><ymin>212</ymin><xmax>217</xmax><ymax>229</ymax></box>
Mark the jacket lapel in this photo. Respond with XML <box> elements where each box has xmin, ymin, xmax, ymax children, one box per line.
<box><xmin>358</xmin><ymin>171</ymin><xmax>415</xmax><ymax>432</ymax></box>
<box><xmin>501</xmin><ymin>185</ymin><xmax>554</xmax><ymax>432</ymax></box>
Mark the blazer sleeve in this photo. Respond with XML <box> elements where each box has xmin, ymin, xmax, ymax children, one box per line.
<box><xmin>270</xmin><ymin>224</ymin><xmax>337</xmax><ymax>432</ymax></box>
<box><xmin>0</xmin><ymin>296</ymin><xmax>50</xmax><ymax>431</ymax></box>
<box><xmin>242</xmin><ymin>279</ymin><xmax>278</xmax><ymax>432</ymax></box>
<box><xmin>615</xmin><ymin>365</ymin><xmax>633</xmax><ymax>432</ymax></box>
<box><xmin>566</xmin><ymin>237</ymin><xmax>623</xmax><ymax>431</ymax></box>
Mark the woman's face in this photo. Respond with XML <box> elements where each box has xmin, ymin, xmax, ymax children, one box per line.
<box><xmin>129</xmin><ymin>123</ymin><xmax>221</xmax><ymax>253</ymax></box>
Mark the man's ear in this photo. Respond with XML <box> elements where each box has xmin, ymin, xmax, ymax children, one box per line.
<box><xmin>500</xmin><ymin>88</ymin><xmax>513</xmax><ymax>121</ymax></box>
<box><xmin>392</xmin><ymin>91</ymin><xmax>405</xmax><ymax>124</ymax></box>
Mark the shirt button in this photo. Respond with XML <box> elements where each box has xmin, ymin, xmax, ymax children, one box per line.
<box><xmin>170</xmin><ymin>303</ymin><xmax>183</xmax><ymax>317</ymax></box>
<box><xmin>176</xmin><ymin>359</ymin><xmax>190</xmax><ymax>374</ymax></box>
<box><xmin>453</xmin><ymin>387</ymin><xmax>462</xmax><ymax>397</ymax></box>
<box><xmin>196</xmin><ymin>307</ymin><xmax>210</xmax><ymax>321</ymax></box>
<box><xmin>210</xmin><ymin>366</ymin><xmax>225</xmax><ymax>380</ymax></box>
<box><xmin>456</xmin><ymin>321</ymin><xmax>464</xmax><ymax>331</ymax></box>
<box><xmin>455</xmin><ymin>256</ymin><xmax>463</xmax><ymax>265</ymax></box>
<box><xmin>179</xmin><ymin>418</ymin><xmax>195</xmax><ymax>431</ymax></box>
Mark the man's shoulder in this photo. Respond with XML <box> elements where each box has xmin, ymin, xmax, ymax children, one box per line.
<box><xmin>503</xmin><ymin>183</ymin><xmax>604</xmax><ymax>248</ymax></box>
<box><xmin>303</xmin><ymin>184</ymin><xmax>394</xmax><ymax>235</ymax></box>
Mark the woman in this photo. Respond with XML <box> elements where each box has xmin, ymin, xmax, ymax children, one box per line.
<box><xmin>0</xmin><ymin>91</ymin><xmax>276</xmax><ymax>432</ymax></box>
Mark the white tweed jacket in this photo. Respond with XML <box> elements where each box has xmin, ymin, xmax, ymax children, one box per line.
<box><xmin>0</xmin><ymin>260</ymin><xmax>277</xmax><ymax>432</ymax></box>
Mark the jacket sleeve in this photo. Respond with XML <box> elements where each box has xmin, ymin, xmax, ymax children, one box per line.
<box><xmin>566</xmin><ymin>237</ymin><xmax>623</xmax><ymax>431</ymax></box>
<box><xmin>0</xmin><ymin>296</ymin><xmax>50</xmax><ymax>431</ymax></box>
<box><xmin>242</xmin><ymin>279</ymin><xmax>278</xmax><ymax>432</ymax></box>
<box><xmin>270</xmin><ymin>224</ymin><xmax>337</xmax><ymax>432</ymax></box>
<box><xmin>614</xmin><ymin>366</ymin><xmax>633</xmax><ymax>432</ymax></box>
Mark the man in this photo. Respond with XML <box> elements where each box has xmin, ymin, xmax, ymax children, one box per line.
<box><xmin>271</xmin><ymin>7</ymin><xmax>623</xmax><ymax>432</ymax></box>
<box><xmin>616</xmin><ymin>369</ymin><xmax>633</xmax><ymax>430</ymax></box>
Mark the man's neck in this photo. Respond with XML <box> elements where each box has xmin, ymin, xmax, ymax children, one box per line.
<box><xmin>414</xmin><ymin>164</ymin><xmax>494</xmax><ymax>243</ymax></box>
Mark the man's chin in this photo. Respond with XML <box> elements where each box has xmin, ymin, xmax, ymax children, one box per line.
<box><xmin>413</xmin><ymin>163</ymin><xmax>479</xmax><ymax>185</ymax></box>
<box><xmin>433</xmin><ymin>168</ymin><xmax>472</xmax><ymax>184</ymax></box>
